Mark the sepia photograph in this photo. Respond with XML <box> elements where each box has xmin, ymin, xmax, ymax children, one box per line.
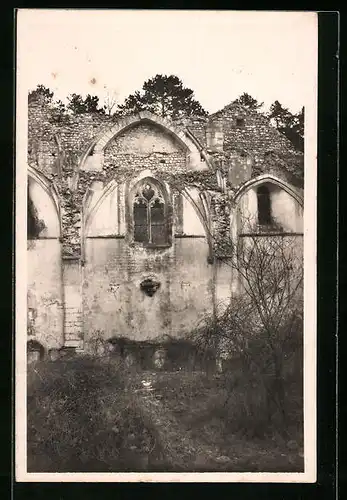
<box><xmin>16</xmin><ymin>9</ymin><xmax>317</xmax><ymax>482</ymax></box>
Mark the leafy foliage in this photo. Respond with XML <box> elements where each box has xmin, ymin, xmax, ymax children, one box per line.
<box><xmin>67</xmin><ymin>93</ymin><xmax>105</xmax><ymax>114</ymax></box>
<box><xmin>268</xmin><ymin>101</ymin><xmax>304</xmax><ymax>152</ymax></box>
<box><xmin>231</xmin><ymin>94</ymin><xmax>304</xmax><ymax>152</ymax></box>
<box><xmin>28</xmin><ymin>84</ymin><xmax>54</xmax><ymax>104</ymax></box>
<box><xmin>117</xmin><ymin>74</ymin><xmax>208</xmax><ymax>119</ymax></box>
<box><xmin>234</xmin><ymin>92</ymin><xmax>264</xmax><ymax>111</ymax></box>
<box><xmin>27</xmin><ymin>357</ymin><xmax>157</xmax><ymax>472</ymax></box>
<box><xmin>191</xmin><ymin>229</ymin><xmax>303</xmax><ymax>437</ymax></box>
<box><xmin>27</xmin><ymin>356</ymin><xmax>303</xmax><ymax>472</ymax></box>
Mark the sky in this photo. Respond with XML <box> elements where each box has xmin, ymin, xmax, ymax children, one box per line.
<box><xmin>17</xmin><ymin>10</ymin><xmax>318</xmax><ymax>115</ymax></box>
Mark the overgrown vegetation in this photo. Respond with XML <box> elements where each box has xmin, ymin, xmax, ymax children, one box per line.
<box><xmin>116</xmin><ymin>74</ymin><xmax>208</xmax><ymax>119</ymax></box>
<box><xmin>27</xmin><ymin>357</ymin><xmax>161</xmax><ymax>472</ymax></box>
<box><xmin>27</xmin><ymin>355</ymin><xmax>303</xmax><ymax>472</ymax></box>
<box><xmin>27</xmin><ymin>213</ymin><xmax>303</xmax><ymax>472</ymax></box>
<box><xmin>191</xmin><ymin>223</ymin><xmax>303</xmax><ymax>441</ymax></box>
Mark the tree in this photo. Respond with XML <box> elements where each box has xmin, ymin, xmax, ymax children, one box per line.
<box><xmin>268</xmin><ymin>101</ymin><xmax>304</xmax><ymax>152</ymax></box>
<box><xmin>294</xmin><ymin>106</ymin><xmax>305</xmax><ymax>149</ymax></box>
<box><xmin>67</xmin><ymin>93</ymin><xmax>105</xmax><ymax>114</ymax></box>
<box><xmin>28</xmin><ymin>84</ymin><xmax>54</xmax><ymax>104</ymax></box>
<box><xmin>192</xmin><ymin>214</ymin><xmax>303</xmax><ymax>436</ymax></box>
<box><xmin>233</xmin><ymin>92</ymin><xmax>264</xmax><ymax>111</ymax></box>
<box><xmin>102</xmin><ymin>86</ymin><xmax>119</xmax><ymax>116</ymax></box>
<box><xmin>117</xmin><ymin>74</ymin><xmax>208</xmax><ymax>119</ymax></box>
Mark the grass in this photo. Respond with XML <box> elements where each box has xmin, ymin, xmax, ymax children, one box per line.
<box><xmin>27</xmin><ymin>355</ymin><xmax>304</xmax><ymax>472</ymax></box>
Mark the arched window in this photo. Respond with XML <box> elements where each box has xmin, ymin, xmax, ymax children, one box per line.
<box><xmin>132</xmin><ymin>179</ymin><xmax>170</xmax><ymax>246</ymax></box>
<box><xmin>257</xmin><ymin>184</ymin><xmax>272</xmax><ymax>226</ymax></box>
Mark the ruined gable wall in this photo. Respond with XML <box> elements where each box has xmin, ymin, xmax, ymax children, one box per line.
<box><xmin>28</xmin><ymin>100</ymin><xmax>108</xmax><ymax>179</ymax></box>
<box><xmin>206</xmin><ymin>104</ymin><xmax>304</xmax><ymax>190</ymax></box>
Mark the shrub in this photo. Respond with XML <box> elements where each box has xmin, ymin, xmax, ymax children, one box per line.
<box><xmin>27</xmin><ymin>356</ymin><xmax>158</xmax><ymax>472</ymax></box>
<box><xmin>189</xmin><ymin>298</ymin><xmax>303</xmax><ymax>441</ymax></box>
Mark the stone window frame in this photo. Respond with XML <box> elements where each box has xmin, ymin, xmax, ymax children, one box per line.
<box><xmin>126</xmin><ymin>176</ymin><xmax>173</xmax><ymax>249</ymax></box>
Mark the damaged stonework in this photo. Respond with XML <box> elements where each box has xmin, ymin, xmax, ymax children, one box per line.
<box><xmin>27</xmin><ymin>97</ymin><xmax>304</xmax><ymax>353</ymax></box>
<box><xmin>210</xmin><ymin>192</ymin><xmax>233</xmax><ymax>260</ymax></box>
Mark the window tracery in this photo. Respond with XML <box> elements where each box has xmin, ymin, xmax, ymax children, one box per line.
<box><xmin>132</xmin><ymin>179</ymin><xmax>170</xmax><ymax>246</ymax></box>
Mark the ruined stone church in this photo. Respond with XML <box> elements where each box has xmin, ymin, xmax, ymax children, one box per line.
<box><xmin>27</xmin><ymin>97</ymin><xmax>304</xmax><ymax>356</ymax></box>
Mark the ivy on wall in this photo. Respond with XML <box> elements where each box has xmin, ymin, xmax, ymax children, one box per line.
<box><xmin>28</xmin><ymin>99</ymin><xmax>303</xmax><ymax>260</ymax></box>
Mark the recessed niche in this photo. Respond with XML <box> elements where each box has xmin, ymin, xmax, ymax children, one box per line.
<box><xmin>140</xmin><ymin>278</ymin><xmax>161</xmax><ymax>297</ymax></box>
<box><xmin>235</xmin><ymin>117</ymin><xmax>245</xmax><ymax>128</ymax></box>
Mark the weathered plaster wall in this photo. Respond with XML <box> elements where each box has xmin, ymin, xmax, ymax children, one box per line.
<box><xmin>82</xmin><ymin>237</ymin><xmax>213</xmax><ymax>346</ymax></box>
<box><xmin>27</xmin><ymin>239</ymin><xmax>64</xmax><ymax>350</ymax></box>
<box><xmin>169</xmin><ymin>238</ymin><xmax>214</xmax><ymax>336</ymax></box>
<box><xmin>214</xmin><ymin>260</ymin><xmax>234</xmax><ymax>311</ymax></box>
<box><xmin>85</xmin><ymin>183</ymin><xmax>124</xmax><ymax>237</ymax></box>
<box><xmin>270</xmin><ymin>188</ymin><xmax>303</xmax><ymax>233</ymax></box>
<box><xmin>83</xmin><ymin>187</ymin><xmax>212</xmax><ymax>346</ymax></box>
<box><xmin>182</xmin><ymin>196</ymin><xmax>206</xmax><ymax>235</ymax></box>
<box><xmin>238</xmin><ymin>187</ymin><xmax>258</xmax><ymax>223</ymax></box>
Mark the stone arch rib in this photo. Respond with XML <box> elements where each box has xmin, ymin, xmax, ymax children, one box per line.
<box><xmin>92</xmin><ymin>111</ymin><xmax>195</xmax><ymax>154</ymax></box>
<box><xmin>233</xmin><ymin>174</ymin><xmax>304</xmax><ymax>207</ymax></box>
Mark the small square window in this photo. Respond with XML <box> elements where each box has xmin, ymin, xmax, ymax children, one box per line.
<box><xmin>236</xmin><ymin>117</ymin><xmax>245</xmax><ymax>128</ymax></box>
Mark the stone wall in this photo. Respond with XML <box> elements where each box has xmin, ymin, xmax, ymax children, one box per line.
<box><xmin>82</xmin><ymin>237</ymin><xmax>215</xmax><ymax>348</ymax></box>
<box><xmin>26</xmin><ymin>97</ymin><xmax>304</xmax><ymax>354</ymax></box>
<box><xmin>28</xmin><ymin>99</ymin><xmax>303</xmax><ymax>191</ymax></box>
<box><xmin>208</xmin><ymin>103</ymin><xmax>304</xmax><ymax>189</ymax></box>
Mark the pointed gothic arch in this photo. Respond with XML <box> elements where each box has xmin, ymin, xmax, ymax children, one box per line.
<box><xmin>82</xmin><ymin>171</ymin><xmax>214</xmax><ymax>258</ymax></box>
<box><xmin>78</xmin><ymin>111</ymin><xmax>212</xmax><ymax>173</ymax></box>
<box><xmin>233</xmin><ymin>174</ymin><xmax>303</xmax><ymax>207</ymax></box>
<box><xmin>128</xmin><ymin>176</ymin><xmax>172</xmax><ymax>247</ymax></box>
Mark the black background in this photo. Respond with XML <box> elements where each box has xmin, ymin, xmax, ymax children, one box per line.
<box><xmin>1</xmin><ymin>8</ymin><xmax>339</xmax><ymax>500</ymax></box>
